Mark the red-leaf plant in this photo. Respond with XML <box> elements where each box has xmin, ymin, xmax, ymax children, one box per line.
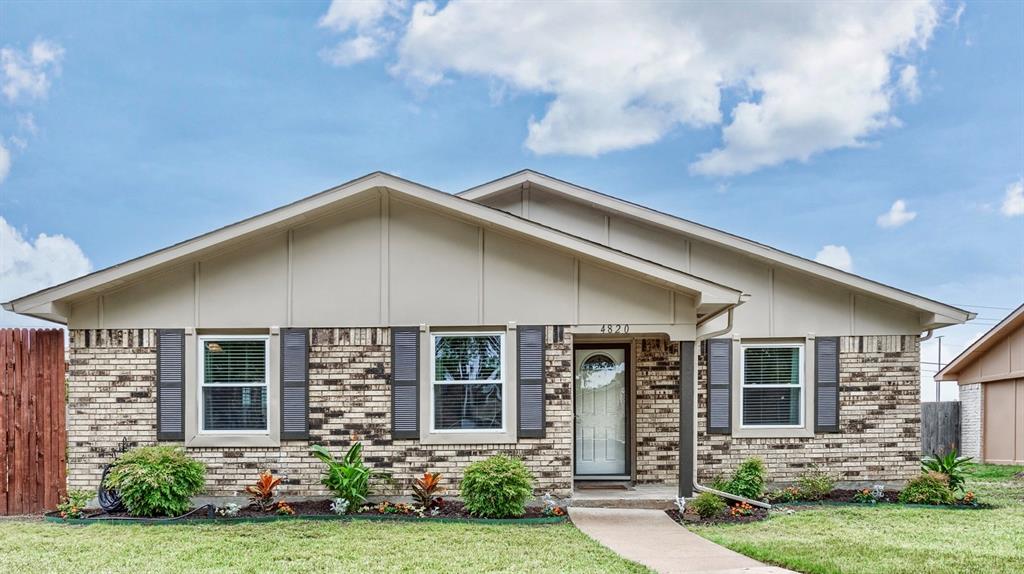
<box><xmin>411</xmin><ymin>472</ymin><xmax>444</xmax><ymax>509</ymax></box>
<box><xmin>245</xmin><ymin>470</ymin><xmax>283</xmax><ymax>512</ymax></box>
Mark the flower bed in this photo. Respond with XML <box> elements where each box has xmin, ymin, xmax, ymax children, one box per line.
<box><xmin>45</xmin><ymin>499</ymin><xmax>568</xmax><ymax>525</ymax></box>
<box><xmin>665</xmin><ymin>505</ymin><xmax>770</xmax><ymax>526</ymax></box>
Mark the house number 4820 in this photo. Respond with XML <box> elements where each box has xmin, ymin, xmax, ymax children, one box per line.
<box><xmin>600</xmin><ymin>324</ymin><xmax>629</xmax><ymax>334</ymax></box>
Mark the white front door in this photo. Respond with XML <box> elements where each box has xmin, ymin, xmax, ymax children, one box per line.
<box><xmin>574</xmin><ymin>348</ymin><xmax>627</xmax><ymax>476</ymax></box>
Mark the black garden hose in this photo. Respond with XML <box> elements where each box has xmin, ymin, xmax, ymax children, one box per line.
<box><xmin>98</xmin><ymin>464</ymin><xmax>125</xmax><ymax>513</ymax></box>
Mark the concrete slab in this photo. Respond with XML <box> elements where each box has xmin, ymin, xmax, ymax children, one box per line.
<box><xmin>569</xmin><ymin>507</ymin><xmax>795</xmax><ymax>574</ymax></box>
<box><xmin>571</xmin><ymin>484</ymin><xmax>677</xmax><ymax>509</ymax></box>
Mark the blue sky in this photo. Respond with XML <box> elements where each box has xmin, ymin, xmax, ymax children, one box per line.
<box><xmin>1</xmin><ymin>1</ymin><xmax>1021</xmax><ymax>396</ymax></box>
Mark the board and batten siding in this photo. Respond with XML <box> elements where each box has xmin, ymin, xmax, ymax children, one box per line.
<box><xmin>66</xmin><ymin>192</ymin><xmax>697</xmax><ymax>331</ymax></box>
<box><xmin>477</xmin><ymin>187</ymin><xmax>924</xmax><ymax>337</ymax></box>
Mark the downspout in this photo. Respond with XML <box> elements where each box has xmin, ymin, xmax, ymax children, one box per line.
<box><xmin>919</xmin><ymin>329</ymin><xmax>934</xmax><ymax>343</ymax></box>
<box><xmin>690</xmin><ymin>303</ymin><xmax>772</xmax><ymax>510</ymax></box>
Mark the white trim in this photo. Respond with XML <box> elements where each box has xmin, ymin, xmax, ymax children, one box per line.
<box><xmin>197</xmin><ymin>334</ymin><xmax>271</xmax><ymax>434</ymax></box>
<box><xmin>739</xmin><ymin>343</ymin><xmax>805</xmax><ymax>429</ymax></box>
<box><xmin>429</xmin><ymin>331</ymin><xmax>507</xmax><ymax>434</ymax></box>
<box><xmin>459</xmin><ymin>170</ymin><xmax>973</xmax><ymax>328</ymax></box>
<box><xmin>3</xmin><ymin>171</ymin><xmax>743</xmax><ymax>324</ymax></box>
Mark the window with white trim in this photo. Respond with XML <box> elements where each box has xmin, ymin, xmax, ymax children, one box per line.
<box><xmin>199</xmin><ymin>335</ymin><xmax>269</xmax><ymax>432</ymax></box>
<box><xmin>430</xmin><ymin>332</ymin><xmax>505</xmax><ymax>431</ymax></box>
<box><xmin>741</xmin><ymin>344</ymin><xmax>803</xmax><ymax>427</ymax></box>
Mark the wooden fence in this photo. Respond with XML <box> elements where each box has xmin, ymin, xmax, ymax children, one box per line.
<box><xmin>0</xmin><ymin>329</ymin><xmax>67</xmax><ymax>515</ymax></box>
<box><xmin>921</xmin><ymin>401</ymin><xmax>961</xmax><ymax>457</ymax></box>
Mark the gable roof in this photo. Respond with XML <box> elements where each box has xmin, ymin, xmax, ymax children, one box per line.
<box><xmin>3</xmin><ymin>171</ymin><xmax>744</xmax><ymax>324</ymax></box>
<box><xmin>935</xmin><ymin>304</ymin><xmax>1024</xmax><ymax>381</ymax></box>
<box><xmin>460</xmin><ymin>169</ymin><xmax>973</xmax><ymax>329</ymax></box>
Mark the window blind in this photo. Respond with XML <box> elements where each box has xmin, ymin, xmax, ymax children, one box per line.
<box><xmin>742</xmin><ymin>346</ymin><xmax>801</xmax><ymax>427</ymax></box>
<box><xmin>432</xmin><ymin>334</ymin><xmax>504</xmax><ymax>431</ymax></box>
<box><xmin>201</xmin><ymin>338</ymin><xmax>268</xmax><ymax>431</ymax></box>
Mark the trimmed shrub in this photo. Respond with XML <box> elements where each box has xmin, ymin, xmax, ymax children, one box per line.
<box><xmin>688</xmin><ymin>492</ymin><xmax>726</xmax><ymax>518</ymax></box>
<box><xmin>796</xmin><ymin>466</ymin><xmax>837</xmax><ymax>501</ymax></box>
<box><xmin>103</xmin><ymin>446</ymin><xmax>205</xmax><ymax>517</ymax></box>
<box><xmin>722</xmin><ymin>458</ymin><xmax>766</xmax><ymax>500</ymax></box>
<box><xmin>460</xmin><ymin>455</ymin><xmax>534</xmax><ymax>518</ymax></box>
<box><xmin>898</xmin><ymin>471</ymin><xmax>955</xmax><ymax>505</ymax></box>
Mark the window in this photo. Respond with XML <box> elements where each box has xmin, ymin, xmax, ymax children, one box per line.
<box><xmin>430</xmin><ymin>332</ymin><xmax>505</xmax><ymax>432</ymax></box>
<box><xmin>741</xmin><ymin>344</ymin><xmax>803</xmax><ymax>428</ymax></box>
<box><xmin>199</xmin><ymin>335</ymin><xmax>269</xmax><ymax>433</ymax></box>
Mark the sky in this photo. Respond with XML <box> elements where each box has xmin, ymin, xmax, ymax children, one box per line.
<box><xmin>1</xmin><ymin>1</ymin><xmax>1022</xmax><ymax>400</ymax></box>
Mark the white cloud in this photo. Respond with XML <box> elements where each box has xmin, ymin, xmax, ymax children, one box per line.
<box><xmin>17</xmin><ymin>113</ymin><xmax>37</xmax><ymax>135</ymax></box>
<box><xmin>1001</xmin><ymin>178</ymin><xmax>1024</xmax><ymax>217</ymax></box>
<box><xmin>0</xmin><ymin>142</ymin><xmax>9</xmax><ymax>184</ymax></box>
<box><xmin>0</xmin><ymin>216</ymin><xmax>92</xmax><ymax>327</ymax></box>
<box><xmin>898</xmin><ymin>65</ymin><xmax>921</xmax><ymax>103</ymax></box>
<box><xmin>1</xmin><ymin>39</ymin><xmax>64</xmax><ymax>102</ymax></box>
<box><xmin>951</xmin><ymin>3</ymin><xmax>965</xmax><ymax>27</ymax></box>
<box><xmin>876</xmin><ymin>199</ymin><xmax>918</xmax><ymax>228</ymax></box>
<box><xmin>366</xmin><ymin>1</ymin><xmax>939</xmax><ymax>173</ymax></box>
<box><xmin>814</xmin><ymin>245</ymin><xmax>853</xmax><ymax>272</ymax></box>
<box><xmin>319</xmin><ymin>0</ymin><xmax>406</xmax><ymax>67</ymax></box>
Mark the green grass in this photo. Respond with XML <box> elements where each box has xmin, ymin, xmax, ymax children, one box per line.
<box><xmin>691</xmin><ymin>464</ymin><xmax>1024</xmax><ymax>574</ymax></box>
<box><xmin>0</xmin><ymin>520</ymin><xmax>649</xmax><ymax>573</ymax></box>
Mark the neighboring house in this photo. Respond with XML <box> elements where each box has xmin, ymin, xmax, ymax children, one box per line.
<box><xmin>3</xmin><ymin>170</ymin><xmax>973</xmax><ymax>499</ymax></box>
<box><xmin>936</xmin><ymin>304</ymin><xmax>1024</xmax><ymax>465</ymax></box>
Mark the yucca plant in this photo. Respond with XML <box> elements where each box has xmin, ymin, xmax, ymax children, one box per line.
<box><xmin>245</xmin><ymin>470</ymin><xmax>282</xmax><ymax>511</ymax></box>
<box><xmin>922</xmin><ymin>449</ymin><xmax>974</xmax><ymax>493</ymax></box>
<box><xmin>411</xmin><ymin>472</ymin><xmax>444</xmax><ymax>508</ymax></box>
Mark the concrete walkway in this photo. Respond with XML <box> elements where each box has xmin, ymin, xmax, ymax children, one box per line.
<box><xmin>569</xmin><ymin>507</ymin><xmax>796</xmax><ymax>574</ymax></box>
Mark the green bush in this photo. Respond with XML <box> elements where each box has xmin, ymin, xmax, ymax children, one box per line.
<box><xmin>103</xmin><ymin>446</ymin><xmax>205</xmax><ymax>517</ymax></box>
<box><xmin>898</xmin><ymin>471</ymin><xmax>955</xmax><ymax>505</ymax></box>
<box><xmin>688</xmin><ymin>492</ymin><xmax>726</xmax><ymax>518</ymax></box>
<box><xmin>796</xmin><ymin>466</ymin><xmax>837</xmax><ymax>501</ymax></box>
<box><xmin>310</xmin><ymin>443</ymin><xmax>382</xmax><ymax>512</ymax></box>
<box><xmin>460</xmin><ymin>455</ymin><xmax>534</xmax><ymax>518</ymax></box>
<box><xmin>922</xmin><ymin>450</ymin><xmax>973</xmax><ymax>493</ymax></box>
<box><xmin>721</xmin><ymin>458</ymin><xmax>766</xmax><ymax>500</ymax></box>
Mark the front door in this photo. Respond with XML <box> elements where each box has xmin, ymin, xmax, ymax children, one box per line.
<box><xmin>574</xmin><ymin>346</ymin><xmax>628</xmax><ymax>477</ymax></box>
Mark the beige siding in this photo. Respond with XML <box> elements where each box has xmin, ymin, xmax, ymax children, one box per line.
<box><xmin>983</xmin><ymin>380</ymin><xmax>1024</xmax><ymax>464</ymax></box>
<box><xmin>67</xmin><ymin>191</ymin><xmax>694</xmax><ymax>330</ymax></box>
<box><xmin>479</xmin><ymin>189</ymin><xmax>924</xmax><ymax>336</ymax></box>
<box><xmin>956</xmin><ymin>322</ymin><xmax>1024</xmax><ymax>384</ymax></box>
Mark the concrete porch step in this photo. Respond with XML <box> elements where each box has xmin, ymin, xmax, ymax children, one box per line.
<box><xmin>570</xmin><ymin>484</ymin><xmax>678</xmax><ymax>510</ymax></box>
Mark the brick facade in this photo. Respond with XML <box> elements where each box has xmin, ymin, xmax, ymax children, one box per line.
<box><xmin>697</xmin><ymin>335</ymin><xmax>921</xmax><ymax>485</ymax></box>
<box><xmin>634</xmin><ymin>338</ymin><xmax>681</xmax><ymax>484</ymax></box>
<box><xmin>67</xmin><ymin>329</ymin><xmax>920</xmax><ymax>497</ymax></box>
<box><xmin>959</xmin><ymin>383</ymin><xmax>982</xmax><ymax>460</ymax></box>
<box><xmin>67</xmin><ymin>327</ymin><xmax>574</xmax><ymax>498</ymax></box>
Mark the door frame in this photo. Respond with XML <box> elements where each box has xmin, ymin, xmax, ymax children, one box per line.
<box><xmin>572</xmin><ymin>342</ymin><xmax>632</xmax><ymax>480</ymax></box>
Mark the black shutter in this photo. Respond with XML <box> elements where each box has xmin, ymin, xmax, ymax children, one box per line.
<box><xmin>281</xmin><ymin>328</ymin><xmax>309</xmax><ymax>440</ymax></box>
<box><xmin>517</xmin><ymin>326</ymin><xmax>546</xmax><ymax>438</ymax></box>
<box><xmin>706</xmin><ymin>338</ymin><xmax>732</xmax><ymax>435</ymax></box>
<box><xmin>156</xmin><ymin>329</ymin><xmax>185</xmax><ymax>441</ymax></box>
<box><xmin>391</xmin><ymin>327</ymin><xmax>419</xmax><ymax>439</ymax></box>
<box><xmin>815</xmin><ymin>336</ymin><xmax>841</xmax><ymax>433</ymax></box>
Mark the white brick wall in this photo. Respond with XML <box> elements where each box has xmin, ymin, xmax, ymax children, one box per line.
<box><xmin>959</xmin><ymin>383</ymin><xmax>982</xmax><ymax>459</ymax></box>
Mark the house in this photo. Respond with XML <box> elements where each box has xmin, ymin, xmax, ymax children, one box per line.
<box><xmin>935</xmin><ymin>304</ymin><xmax>1024</xmax><ymax>465</ymax></box>
<box><xmin>3</xmin><ymin>170</ymin><xmax>974</xmax><ymax>499</ymax></box>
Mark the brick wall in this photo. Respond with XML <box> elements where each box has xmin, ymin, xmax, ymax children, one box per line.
<box><xmin>66</xmin><ymin>327</ymin><xmax>574</xmax><ymax>498</ymax></box>
<box><xmin>959</xmin><ymin>383</ymin><xmax>982</xmax><ymax>459</ymax></box>
<box><xmin>697</xmin><ymin>335</ymin><xmax>921</xmax><ymax>486</ymax></box>
<box><xmin>634</xmin><ymin>338</ymin><xmax>680</xmax><ymax>484</ymax></box>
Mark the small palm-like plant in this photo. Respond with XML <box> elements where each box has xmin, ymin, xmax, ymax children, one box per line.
<box><xmin>922</xmin><ymin>449</ymin><xmax>974</xmax><ymax>493</ymax></box>
<box><xmin>310</xmin><ymin>443</ymin><xmax>386</xmax><ymax>512</ymax></box>
<box><xmin>411</xmin><ymin>472</ymin><xmax>444</xmax><ymax>508</ymax></box>
<box><xmin>245</xmin><ymin>470</ymin><xmax>283</xmax><ymax>511</ymax></box>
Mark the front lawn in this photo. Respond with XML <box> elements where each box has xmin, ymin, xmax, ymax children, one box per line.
<box><xmin>691</xmin><ymin>464</ymin><xmax>1024</xmax><ymax>574</ymax></box>
<box><xmin>0</xmin><ymin>520</ymin><xmax>649</xmax><ymax>573</ymax></box>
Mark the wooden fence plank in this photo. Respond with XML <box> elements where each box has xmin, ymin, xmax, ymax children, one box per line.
<box><xmin>921</xmin><ymin>401</ymin><xmax>961</xmax><ymax>457</ymax></box>
<box><xmin>0</xmin><ymin>329</ymin><xmax>67</xmax><ymax>515</ymax></box>
<box><xmin>0</xmin><ymin>329</ymin><xmax>9</xmax><ymax>515</ymax></box>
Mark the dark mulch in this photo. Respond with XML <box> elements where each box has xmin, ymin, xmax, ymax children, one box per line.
<box><xmin>73</xmin><ymin>499</ymin><xmax>557</xmax><ymax>521</ymax></box>
<box><xmin>818</xmin><ymin>489</ymin><xmax>900</xmax><ymax>503</ymax></box>
<box><xmin>665</xmin><ymin>506</ymin><xmax>769</xmax><ymax>526</ymax></box>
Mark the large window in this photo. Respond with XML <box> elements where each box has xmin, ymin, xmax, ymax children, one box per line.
<box><xmin>741</xmin><ymin>344</ymin><xmax>803</xmax><ymax>428</ymax></box>
<box><xmin>199</xmin><ymin>335</ymin><xmax>269</xmax><ymax>432</ymax></box>
<box><xmin>431</xmin><ymin>332</ymin><xmax>505</xmax><ymax>432</ymax></box>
